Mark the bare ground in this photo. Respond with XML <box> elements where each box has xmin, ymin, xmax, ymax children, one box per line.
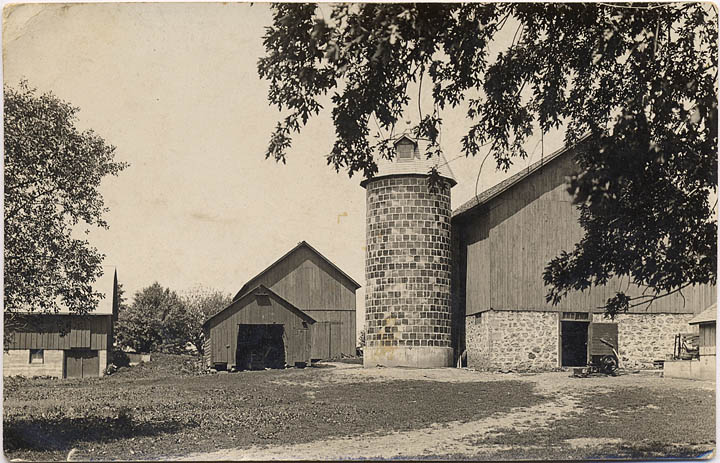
<box><xmin>178</xmin><ymin>363</ymin><xmax>715</xmax><ymax>461</ymax></box>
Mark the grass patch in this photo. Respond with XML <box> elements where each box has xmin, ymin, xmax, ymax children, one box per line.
<box><xmin>4</xmin><ymin>354</ymin><xmax>542</xmax><ymax>460</ymax></box>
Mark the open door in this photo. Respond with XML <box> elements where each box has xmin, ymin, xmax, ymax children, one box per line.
<box><xmin>561</xmin><ymin>321</ymin><xmax>589</xmax><ymax>367</ymax></box>
<box><xmin>236</xmin><ymin>324</ymin><xmax>286</xmax><ymax>370</ymax></box>
<box><xmin>590</xmin><ymin>323</ymin><xmax>619</xmax><ymax>360</ymax></box>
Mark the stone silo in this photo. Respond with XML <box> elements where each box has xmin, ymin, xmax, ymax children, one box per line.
<box><xmin>361</xmin><ymin>135</ymin><xmax>457</xmax><ymax>367</ymax></box>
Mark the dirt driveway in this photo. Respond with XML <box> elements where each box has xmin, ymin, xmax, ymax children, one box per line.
<box><xmin>180</xmin><ymin>363</ymin><xmax>715</xmax><ymax>461</ymax></box>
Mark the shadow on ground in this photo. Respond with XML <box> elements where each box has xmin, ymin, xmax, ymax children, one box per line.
<box><xmin>4</xmin><ymin>415</ymin><xmax>181</xmax><ymax>452</ymax></box>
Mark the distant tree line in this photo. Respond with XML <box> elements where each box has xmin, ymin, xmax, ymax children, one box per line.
<box><xmin>114</xmin><ymin>283</ymin><xmax>232</xmax><ymax>355</ymax></box>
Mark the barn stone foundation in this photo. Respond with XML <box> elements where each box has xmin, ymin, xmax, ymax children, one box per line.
<box><xmin>364</xmin><ymin>176</ymin><xmax>453</xmax><ymax>368</ymax></box>
<box><xmin>592</xmin><ymin>313</ymin><xmax>697</xmax><ymax>369</ymax></box>
<box><xmin>465</xmin><ymin>310</ymin><xmax>699</xmax><ymax>371</ymax></box>
<box><xmin>465</xmin><ymin>311</ymin><xmax>559</xmax><ymax>371</ymax></box>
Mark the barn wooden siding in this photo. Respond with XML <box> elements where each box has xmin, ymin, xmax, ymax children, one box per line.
<box><xmin>236</xmin><ymin>244</ymin><xmax>357</xmax><ymax>311</ymax></box>
<box><xmin>5</xmin><ymin>315</ymin><xmax>112</xmax><ymax>350</ymax></box>
<box><xmin>305</xmin><ymin>310</ymin><xmax>356</xmax><ymax>357</ymax></box>
<box><xmin>455</xmin><ymin>152</ymin><xmax>716</xmax><ymax>316</ymax></box>
<box><xmin>206</xmin><ymin>286</ymin><xmax>314</xmax><ymax>367</ymax></box>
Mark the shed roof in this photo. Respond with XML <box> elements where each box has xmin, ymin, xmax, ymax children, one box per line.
<box><xmin>14</xmin><ymin>266</ymin><xmax>117</xmax><ymax>316</ymax></box>
<box><xmin>689</xmin><ymin>303</ymin><xmax>717</xmax><ymax>325</ymax></box>
<box><xmin>233</xmin><ymin>241</ymin><xmax>361</xmax><ymax>301</ymax></box>
<box><xmin>204</xmin><ymin>284</ymin><xmax>317</xmax><ymax>328</ymax></box>
<box><xmin>452</xmin><ymin>135</ymin><xmax>589</xmax><ymax>221</ymax></box>
<box><xmin>360</xmin><ymin>135</ymin><xmax>457</xmax><ymax>188</ymax></box>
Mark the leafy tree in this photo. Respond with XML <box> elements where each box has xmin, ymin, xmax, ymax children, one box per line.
<box><xmin>181</xmin><ymin>286</ymin><xmax>233</xmax><ymax>354</ymax></box>
<box><xmin>4</xmin><ymin>82</ymin><xmax>127</xmax><ymax>330</ymax></box>
<box><xmin>115</xmin><ymin>283</ymin><xmax>192</xmax><ymax>354</ymax></box>
<box><xmin>258</xmin><ymin>3</ymin><xmax>717</xmax><ymax>316</ymax></box>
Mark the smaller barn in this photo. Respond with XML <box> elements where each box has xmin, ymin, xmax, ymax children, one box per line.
<box><xmin>203</xmin><ymin>285</ymin><xmax>316</xmax><ymax>370</ymax></box>
<box><xmin>3</xmin><ymin>268</ymin><xmax>119</xmax><ymax>378</ymax></box>
<box><xmin>231</xmin><ymin>241</ymin><xmax>360</xmax><ymax>361</ymax></box>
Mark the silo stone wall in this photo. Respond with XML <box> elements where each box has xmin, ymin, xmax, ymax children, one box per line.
<box><xmin>364</xmin><ymin>175</ymin><xmax>453</xmax><ymax>367</ymax></box>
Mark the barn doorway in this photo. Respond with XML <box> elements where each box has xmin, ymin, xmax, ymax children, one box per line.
<box><xmin>65</xmin><ymin>350</ymin><xmax>99</xmax><ymax>378</ymax></box>
<box><xmin>236</xmin><ymin>324</ymin><xmax>286</xmax><ymax>370</ymax></box>
<box><xmin>561</xmin><ymin>321</ymin><xmax>589</xmax><ymax>367</ymax></box>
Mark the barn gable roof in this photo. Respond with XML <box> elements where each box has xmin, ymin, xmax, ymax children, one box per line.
<box><xmin>233</xmin><ymin>241</ymin><xmax>361</xmax><ymax>301</ymax></box>
<box><xmin>452</xmin><ymin>135</ymin><xmax>589</xmax><ymax>221</ymax></box>
<box><xmin>204</xmin><ymin>284</ymin><xmax>316</xmax><ymax>328</ymax></box>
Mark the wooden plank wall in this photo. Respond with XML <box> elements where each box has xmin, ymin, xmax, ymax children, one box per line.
<box><xmin>460</xmin><ymin>154</ymin><xmax>717</xmax><ymax>316</ymax></box>
<box><xmin>6</xmin><ymin>315</ymin><xmax>111</xmax><ymax>350</ymax></box>
<box><xmin>310</xmin><ymin>322</ymin><xmax>331</xmax><ymax>359</ymax></box>
<box><xmin>699</xmin><ymin>323</ymin><xmax>716</xmax><ymax>348</ymax></box>
<box><xmin>208</xmin><ymin>292</ymin><xmax>312</xmax><ymax>366</ymax></box>
<box><xmin>304</xmin><ymin>310</ymin><xmax>355</xmax><ymax>356</ymax></box>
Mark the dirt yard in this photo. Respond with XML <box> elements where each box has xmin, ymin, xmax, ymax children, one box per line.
<box><xmin>4</xmin><ymin>354</ymin><xmax>715</xmax><ymax>461</ymax></box>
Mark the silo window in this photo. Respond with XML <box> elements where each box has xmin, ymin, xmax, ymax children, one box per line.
<box><xmin>396</xmin><ymin>141</ymin><xmax>415</xmax><ymax>160</ymax></box>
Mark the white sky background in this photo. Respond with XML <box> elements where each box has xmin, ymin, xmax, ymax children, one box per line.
<box><xmin>3</xmin><ymin>3</ymin><xmax>566</xmax><ymax>332</ymax></box>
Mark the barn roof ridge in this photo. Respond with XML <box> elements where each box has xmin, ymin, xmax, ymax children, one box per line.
<box><xmin>452</xmin><ymin>135</ymin><xmax>590</xmax><ymax>221</ymax></box>
<box><xmin>233</xmin><ymin>240</ymin><xmax>361</xmax><ymax>301</ymax></box>
<box><xmin>204</xmin><ymin>284</ymin><xmax>317</xmax><ymax>328</ymax></box>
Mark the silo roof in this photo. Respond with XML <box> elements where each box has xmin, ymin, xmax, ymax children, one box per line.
<box><xmin>360</xmin><ymin>135</ymin><xmax>457</xmax><ymax>187</ymax></box>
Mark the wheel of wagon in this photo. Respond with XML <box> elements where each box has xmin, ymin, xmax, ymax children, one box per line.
<box><xmin>599</xmin><ymin>355</ymin><xmax>618</xmax><ymax>374</ymax></box>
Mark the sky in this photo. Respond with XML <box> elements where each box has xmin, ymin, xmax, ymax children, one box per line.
<box><xmin>3</xmin><ymin>2</ymin><xmax>565</xmax><ymax>329</ymax></box>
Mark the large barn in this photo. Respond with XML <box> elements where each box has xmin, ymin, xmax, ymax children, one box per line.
<box><xmin>451</xmin><ymin>143</ymin><xmax>716</xmax><ymax>371</ymax></box>
<box><xmin>361</xmin><ymin>135</ymin><xmax>716</xmax><ymax>370</ymax></box>
<box><xmin>3</xmin><ymin>268</ymin><xmax>119</xmax><ymax>378</ymax></box>
<box><xmin>203</xmin><ymin>241</ymin><xmax>360</xmax><ymax>370</ymax></box>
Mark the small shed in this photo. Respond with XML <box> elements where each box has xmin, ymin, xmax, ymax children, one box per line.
<box><xmin>664</xmin><ymin>303</ymin><xmax>716</xmax><ymax>381</ymax></box>
<box><xmin>3</xmin><ymin>268</ymin><xmax>118</xmax><ymax>378</ymax></box>
<box><xmin>689</xmin><ymin>304</ymin><xmax>716</xmax><ymax>357</ymax></box>
<box><xmin>203</xmin><ymin>285</ymin><xmax>315</xmax><ymax>370</ymax></box>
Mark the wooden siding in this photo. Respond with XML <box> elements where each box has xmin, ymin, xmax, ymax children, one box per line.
<box><xmin>590</xmin><ymin>323</ymin><xmax>618</xmax><ymax>356</ymax></box>
<box><xmin>458</xmin><ymin>153</ymin><xmax>716</xmax><ymax>316</ymax></box>
<box><xmin>699</xmin><ymin>323</ymin><xmax>716</xmax><ymax>348</ymax></box>
<box><xmin>304</xmin><ymin>310</ymin><xmax>356</xmax><ymax>356</ymax></box>
<box><xmin>207</xmin><ymin>288</ymin><xmax>313</xmax><ymax>367</ymax></box>
<box><xmin>240</xmin><ymin>246</ymin><xmax>357</xmax><ymax>312</ymax></box>
<box><xmin>6</xmin><ymin>315</ymin><xmax>111</xmax><ymax>351</ymax></box>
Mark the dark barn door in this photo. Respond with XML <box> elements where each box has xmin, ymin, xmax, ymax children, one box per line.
<box><xmin>236</xmin><ymin>324</ymin><xmax>286</xmax><ymax>370</ymax></box>
<box><xmin>65</xmin><ymin>350</ymin><xmax>99</xmax><ymax>378</ymax></box>
<box><xmin>561</xmin><ymin>321</ymin><xmax>589</xmax><ymax>367</ymax></box>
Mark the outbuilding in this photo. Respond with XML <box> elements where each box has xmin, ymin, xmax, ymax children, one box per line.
<box><xmin>3</xmin><ymin>268</ymin><xmax>119</xmax><ymax>378</ymax></box>
<box><xmin>231</xmin><ymin>241</ymin><xmax>361</xmax><ymax>361</ymax></box>
<box><xmin>203</xmin><ymin>285</ymin><xmax>316</xmax><ymax>370</ymax></box>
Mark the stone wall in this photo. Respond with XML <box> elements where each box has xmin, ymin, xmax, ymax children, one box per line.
<box><xmin>465</xmin><ymin>310</ymin><xmax>699</xmax><ymax>371</ymax></box>
<box><xmin>3</xmin><ymin>349</ymin><xmax>64</xmax><ymax>378</ymax></box>
<box><xmin>364</xmin><ymin>175</ymin><xmax>453</xmax><ymax>366</ymax></box>
<box><xmin>593</xmin><ymin>312</ymin><xmax>697</xmax><ymax>369</ymax></box>
<box><xmin>465</xmin><ymin>311</ymin><xmax>559</xmax><ymax>371</ymax></box>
